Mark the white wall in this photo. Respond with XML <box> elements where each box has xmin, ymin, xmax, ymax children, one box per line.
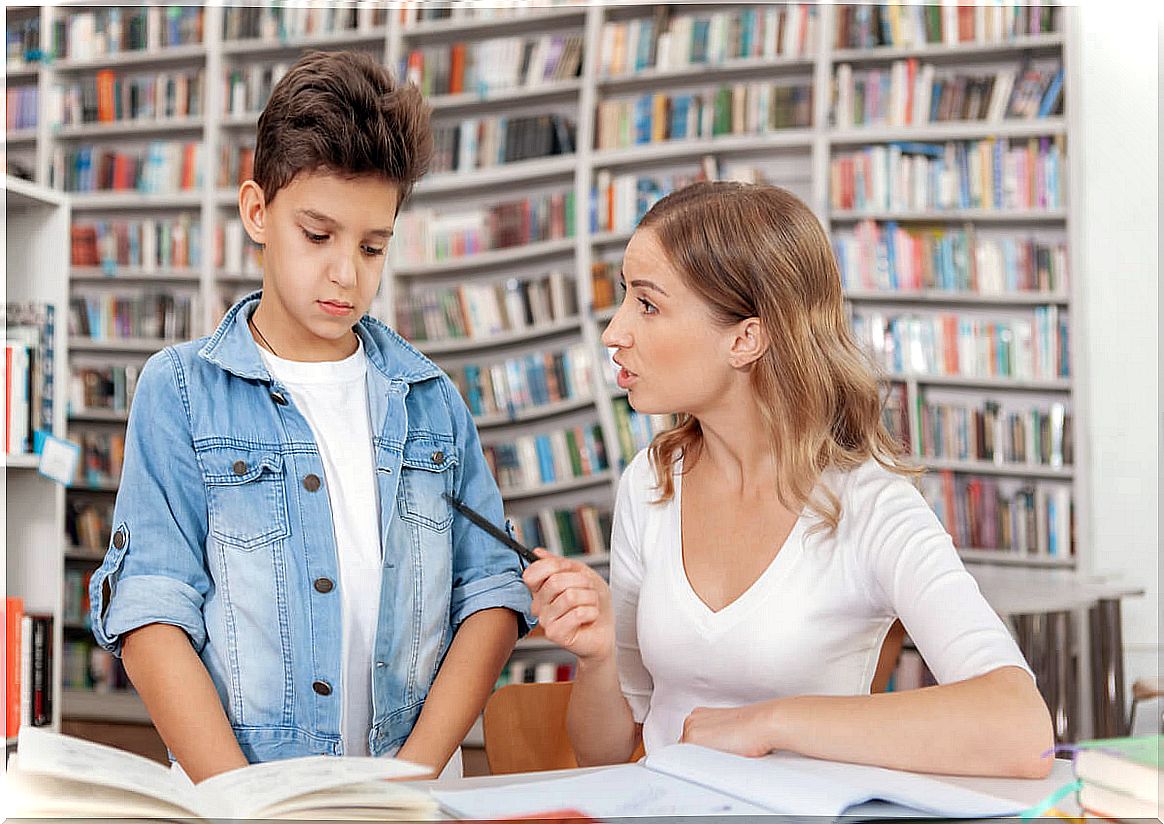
<box><xmin>1074</xmin><ymin>5</ymin><xmax>1160</xmax><ymax>718</ymax></box>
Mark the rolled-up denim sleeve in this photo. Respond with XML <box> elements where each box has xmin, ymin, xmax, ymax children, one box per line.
<box><xmin>442</xmin><ymin>377</ymin><xmax>534</xmax><ymax>636</ymax></box>
<box><xmin>89</xmin><ymin>349</ymin><xmax>211</xmax><ymax>655</ymax></box>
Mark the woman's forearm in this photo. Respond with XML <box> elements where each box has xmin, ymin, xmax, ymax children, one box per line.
<box><xmin>122</xmin><ymin>623</ymin><xmax>249</xmax><ymax>783</ymax></box>
<box><xmin>757</xmin><ymin>667</ymin><xmax>1053</xmax><ymax>778</ymax></box>
<box><xmin>567</xmin><ymin>653</ymin><xmax>640</xmax><ymax>766</ymax></box>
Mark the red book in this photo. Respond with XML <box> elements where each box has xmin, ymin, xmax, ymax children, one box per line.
<box><xmin>96</xmin><ymin>70</ymin><xmax>117</xmax><ymax>122</ymax></box>
<box><xmin>5</xmin><ymin>596</ymin><xmax>24</xmax><ymax>738</ymax></box>
<box><xmin>449</xmin><ymin>43</ymin><xmax>466</xmax><ymax>95</ymax></box>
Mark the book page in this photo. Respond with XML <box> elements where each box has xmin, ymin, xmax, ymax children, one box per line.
<box><xmin>645</xmin><ymin>744</ymin><xmax>1025</xmax><ymax>818</ymax></box>
<box><xmin>11</xmin><ymin>727</ymin><xmax>203</xmax><ymax>817</ymax></box>
<box><xmin>197</xmin><ymin>754</ymin><xmax>432</xmax><ymax>818</ymax></box>
<box><xmin>259</xmin><ymin>781</ymin><xmax>438</xmax><ymax>819</ymax></box>
<box><xmin>6</xmin><ymin>766</ymin><xmax>198</xmax><ymax>820</ymax></box>
<box><xmin>433</xmin><ymin>764</ymin><xmax>770</xmax><ymax>819</ymax></box>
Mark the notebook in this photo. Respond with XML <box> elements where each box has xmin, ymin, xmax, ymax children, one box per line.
<box><xmin>435</xmin><ymin>743</ymin><xmax>1042</xmax><ymax>819</ymax></box>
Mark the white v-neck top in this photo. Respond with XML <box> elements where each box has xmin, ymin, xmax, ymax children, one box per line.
<box><xmin>609</xmin><ymin>450</ymin><xmax>1034</xmax><ymax>754</ymax></box>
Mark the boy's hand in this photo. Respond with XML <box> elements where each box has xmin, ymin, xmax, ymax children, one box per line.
<box><xmin>521</xmin><ymin>549</ymin><xmax>614</xmax><ymax>663</ymax></box>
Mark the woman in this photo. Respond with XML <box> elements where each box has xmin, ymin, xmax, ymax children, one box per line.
<box><xmin>522</xmin><ymin>181</ymin><xmax>1053</xmax><ymax>778</ymax></box>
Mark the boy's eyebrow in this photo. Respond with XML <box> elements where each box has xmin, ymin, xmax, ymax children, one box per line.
<box><xmin>296</xmin><ymin>209</ymin><xmax>393</xmax><ymax>239</ymax></box>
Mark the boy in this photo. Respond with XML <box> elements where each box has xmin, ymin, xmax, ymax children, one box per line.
<box><xmin>89</xmin><ymin>51</ymin><xmax>533</xmax><ymax>782</ymax></box>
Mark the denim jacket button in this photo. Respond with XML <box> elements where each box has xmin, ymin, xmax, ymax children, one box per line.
<box><xmin>232</xmin><ymin>460</ymin><xmax>247</xmax><ymax>476</ymax></box>
<box><xmin>303</xmin><ymin>474</ymin><xmax>322</xmax><ymax>492</ymax></box>
<box><xmin>270</xmin><ymin>390</ymin><xmax>288</xmax><ymax>406</ymax></box>
<box><xmin>312</xmin><ymin>680</ymin><xmax>332</xmax><ymax>696</ymax></box>
<box><xmin>112</xmin><ymin>528</ymin><xmax>127</xmax><ymax>550</ymax></box>
<box><xmin>313</xmin><ymin>577</ymin><xmax>334</xmax><ymax>594</ymax></box>
<box><xmin>431</xmin><ymin>450</ymin><xmax>445</xmax><ymax>465</ymax></box>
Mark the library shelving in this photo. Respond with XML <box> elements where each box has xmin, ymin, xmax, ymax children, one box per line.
<box><xmin>10</xmin><ymin>2</ymin><xmax>1089</xmax><ymax>736</ymax></box>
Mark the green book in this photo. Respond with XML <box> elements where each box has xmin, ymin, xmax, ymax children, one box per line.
<box><xmin>1074</xmin><ymin>734</ymin><xmax>1161</xmax><ymax>808</ymax></box>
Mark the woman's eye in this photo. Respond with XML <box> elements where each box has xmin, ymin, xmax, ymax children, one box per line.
<box><xmin>637</xmin><ymin>297</ymin><xmax>657</xmax><ymax>315</ymax></box>
<box><xmin>362</xmin><ymin>245</ymin><xmax>386</xmax><ymax>257</ymax></box>
<box><xmin>303</xmin><ymin>229</ymin><xmax>328</xmax><ymax>243</ymax></box>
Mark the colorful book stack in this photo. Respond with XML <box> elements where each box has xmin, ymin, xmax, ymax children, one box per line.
<box><xmin>599</xmin><ymin>5</ymin><xmax>816</xmax><ymax>76</ymax></box>
<box><xmin>67</xmin><ymin>498</ymin><xmax>114</xmax><ymax>555</ymax></box>
<box><xmin>5</xmin><ymin>302</ymin><xmax>57</xmax><ymax>456</ymax></box>
<box><xmin>68</xmin><ymin>363</ymin><xmax>140</xmax><ymax>418</ymax></box>
<box><xmin>483</xmin><ymin>422</ymin><xmax>609</xmax><ymax>494</ymax></box>
<box><xmin>7</xmin><ymin>85</ymin><xmax>37</xmax><ymax>131</ymax></box>
<box><xmin>508</xmin><ymin>503</ymin><xmax>612</xmax><ymax>558</ymax></box>
<box><xmin>403</xmin><ymin>34</ymin><xmax>584</xmax><ymax>97</ymax></box>
<box><xmin>76</xmin><ymin>430</ymin><xmax>125</xmax><ymax>488</ymax></box>
<box><xmin>500</xmin><ymin>655</ymin><xmax>575</xmax><ymax>688</ymax></box>
<box><xmin>834</xmin><ymin>3</ymin><xmax>1057</xmax><ymax>50</ymax></box>
<box><xmin>595</xmin><ymin>81</ymin><xmax>812</xmax><ymax>150</ymax></box>
<box><xmin>52</xmin><ymin>6</ymin><xmax>204</xmax><ymax>60</ymax></box>
<box><xmin>61</xmin><ymin>639</ymin><xmax>133</xmax><ymax>694</ymax></box>
<box><xmin>216</xmin><ymin>219</ymin><xmax>263</xmax><ymax>277</ymax></box>
<box><xmin>919</xmin><ymin>398</ymin><xmax>1071</xmax><ymax>468</ymax></box>
<box><xmin>401</xmin><ymin>2</ymin><xmax>582</xmax><ymax>26</ymax></box>
<box><xmin>431</xmin><ymin>114</ymin><xmax>576</xmax><ymax>175</ymax></box>
<box><xmin>834</xmin><ymin>221</ymin><xmax>1068</xmax><ymax>295</ymax></box>
<box><xmin>1073</xmin><ymin>735</ymin><xmax>1162</xmax><ymax>822</ymax></box>
<box><xmin>71</xmin><ymin>216</ymin><xmax>202</xmax><ymax>271</ymax></box>
<box><xmin>4</xmin><ymin>597</ymin><xmax>54</xmax><ymax>737</ymax></box>
<box><xmin>218</xmin><ymin>142</ymin><xmax>254</xmax><ymax>189</ymax></box>
<box><xmin>396</xmin><ymin>271</ymin><xmax>577</xmax><ymax>345</ymax></box>
<box><xmin>223</xmin><ymin>61</ymin><xmax>289</xmax><ymax>117</ymax></box>
<box><xmin>830</xmin><ymin>138</ymin><xmax>1066</xmax><ymax>213</ymax></box>
<box><xmin>222</xmin><ymin>5</ymin><xmax>381</xmax><ymax>43</ymax></box>
<box><xmin>69</xmin><ymin>291</ymin><xmax>196</xmax><ymax>342</ymax></box>
<box><xmin>55</xmin><ymin>141</ymin><xmax>204</xmax><ymax>194</ymax></box>
<box><xmin>611</xmin><ymin>398</ymin><xmax>675</xmax><ymax>466</ymax></box>
<box><xmin>448</xmin><ymin>343</ymin><xmax>594</xmax><ymax>421</ymax></box>
<box><xmin>591</xmin><ymin>165</ymin><xmax>710</xmax><ymax>234</ymax></box>
<box><xmin>52</xmin><ymin>67</ymin><xmax>205</xmax><ymax>127</ymax></box>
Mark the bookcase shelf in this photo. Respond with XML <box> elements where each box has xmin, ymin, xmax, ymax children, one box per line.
<box><xmin>414</xmin><ymin>155</ymin><xmax>578</xmax><ymax>197</ymax></box>
<box><xmin>392</xmin><ymin>237</ymin><xmax>577</xmax><ymax>278</ymax></box>
<box><xmin>592</xmin><ymin>131</ymin><xmax>815</xmax><ymax>169</ymax></box>
<box><xmin>51</xmin><ymin>43</ymin><xmax>207</xmax><ymax>72</ymax></box>
<box><xmin>69</xmin><ymin>337</ymin><xmax>171</xmax><ymax>354</ymax></box>
<box><xmin>499</xmin><ymin>470</ymin><xmax>618</xmax><ymax>501</ymax></box>
<box><xmin>415</xmin><ymin>316</ymin><xmax>583</xmax><ymax>357</ymax></box>
<box><xmin>221</xmin><ymin>28</ymin><xmax>388</xmax><ymax>56</ymax></box>
<box><xmin>428</xmin><ymin>79</ymin><xmax>583</xmax><ymax>113</ymax></box>
<box><xmin>7</xmin><ymin>128</ymin><xmax>38</xmax><ymax>145</ymax></box>
<box><xmin>829</xmin><ymin>209</ymin><xmax>1068</xmax><ymax>223</ymax></box>
<box><xmin>54</xmin><ymin>116</ymin><xmax>206</xmax><ymax>140</ymax></box>
<box><xmin>830</xmin><ymin>32</ymin><xmax>1065</xmax><ymax>65</ymax></box>
<box><xmin>598</xmin><ymin>55</ymin><xmax>816</xmax><ymax>93</ymax></box>
<box><xmin>70</xmin><ymin>266</ymin><xmax>202</xmax><ymax>283</ymax></box>
<box><xmin>68</xmin><ymin>191</ymin><xmax>203</xmax><ymax>210</ymax></box>
<box><xmin>475</xmin><ymin>396</ymin><xmax>596</xmax><ymax>429</ymax></box>
<box><xmin>402</xmin><ymin>7</ymin><xmax>587</xmax><ymax>40</ymax></box>
<box><xmin>6</xmin><ymin>66</ymin><xmax>39</xmax><ymax>81</ymax></box>
<box><xmin>891</xmin><ymin>374</ymin><xmax>1073</xmax><ymax>392</ymax></box>
<box><xmin>6</xmin><ymin>454</ymin><xmax>42</xmax><ymax>470</ymax></box>
<box><xmin>69</xmin><ymin>409</ymin><xmax>131</xmax><ymax>424</ymax></box>
<box><xmin>62</xmin><ymin>689</ymin><xmax>150</xmax><ymax>724</ymax></box>
<box><xmin>829</xmin><ymin>117</ymin><xmax>1067</xmax><ymax>145</ymax></box>
<box><xmin>957</xmin><ymin>548</ymin><xmax>1075</xmax><ymax>568</ymax></box>
<box><xmin>843</xmin><ymin>289</ymin><xmax>1070</xmax><ymax>307</ymax></box>
<box><xmin>591</xmin><ymin>229</ymin><xmax>634</xmax><ymax>248</ymax></box>
<box><xmin>922</xmin><ymin>457</ymin><xmax>1074</xmax><ymax>480</ymax></box>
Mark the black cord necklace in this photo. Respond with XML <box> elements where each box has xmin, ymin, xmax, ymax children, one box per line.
<box><xmin>248</xmin><ymin>314</ymin><xmax>279</xmax><ymax>358</ymax></box>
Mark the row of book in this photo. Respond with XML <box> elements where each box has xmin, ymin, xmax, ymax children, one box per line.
<box><xmin>448</xmin><ymin>342</ymin><xmax>595</xmax><ymax>421</ymax></box>
<box><xmin>834</xmin><ymin>3</ymin><xmax>1057</xmax><ymax>51</ymax></box>
<box><xmin>599</xmin><ymin>5</ymin><xmax>817</xmax><ymax>77</ymax></box>
<box><xmin>68</xmin><ymin>292</ymin><xmax>196</xmax><ymax>343</ymax></box>
<box><xmin>6</xmin><ymin>16</ymin><xmax>40</xmax><ymax>69</ymax></box>
<box><xmin>390</xmin><ymin>192</ymin><xmax>576</xmax><ymax>268</ymax></box>
<box><xmin>922</xmin><ymin>471</ymin><xmax>1073</xmax><ymax>556</ymax></box>
<box><xmin>919</xmin><ymin>398</ymin><xmax>1072</xmax><ymax>468</ymax></box>
<box><xmin>595</xmin><ymin>82</ymin><xmax>813</xmax><ymax>150</ymax></box>
<box><xmin>591</xmin><ymin>166</ymin><xmax>707</xmax><ymax>235</ymax></box>
<box><xmin>63</xmin><ymin>568</ymin><xmax>94</xmax><ymax>629</ymax></box>
<box><xmin>590</xmin><ymin>260</ymin><xmax>622</xmax><ymax>312</ymax></box>
<box><xmin>395</xmin><ymin>271</ymin><xmax>577</xmax><ymax>345</ymax></box>
<box><xmin>224</xmin><ymin>62</ymin><xmax>289</xmax><ymax>118</ymax></box>
<box><xmin>400</xmin><ymin>2</ymin><xmax>581</xmax><ymax>26</ymax></box>
<box><xmin>833</xmin><ymin>221</ymin><xmax>1068</xmax><ymax>294</ymax></box>
<box><xmin>61</xmin><ymin>640</ymin><xmax>133</xmax><ymax>693</ymax></box>
<box><xmin>497</xmin><ymin>657</ymin><xmax>575</xmax><ymax>689</ymax></box>
<box><xmin>52</xmin><ymin>68</ymin><xmax>204</xmax><ymax>128</ymax></box>
<box><xmin>431</xmin><ymin>114</ymin><xmax>576</xmax><ymax>176</ymax></box>
<box><xmin>69</xmin><ymin>363</ymin><xmax>140</xmax><ymax>419</ymax></box>
<box><xmin>833</xmin><ymin>60</ymin><xmax>1063</xmax><ymax>130</ymax></box>
<box><xmin>222</xmin><ymin>5</ymin><xmax>385</xmax><ymax>43</ymax></box>
<box><xmin>217</xmin><ymin>220</ymin><xmax>263</xmax><ymax>276</ymax></box>
<box><xmin>5</xmin><ymin>303</ymin><xmax>57</xmax><ymax>456</ymax></box>
<box><xmin>4</xmin><ymin>598</ymin><xmax>53</xmax><ymax>737</ymax></box>
<box><xmin>509</xmin><ymin>503</ymin><xmax>613</xmax><ymax>559</ymax></box>
<box><xmin>68</xmin><ymin>498</ymin><xmax>114</xmax><ymax>555</ymax></box>
<box><xmin>483</xmin><ymin>422</ymin><xmax>609</xmax><ymax>494</ymax></box>
<box><xmin>403</xmin><ymin>34</ymin><xmax>584</xmax><ymax>98</ymax></box>
<box><xmin>71</xmin><ymin>216</ymin><xmax>202</xmax><ymax>271</ymax></box>
<box><xmin>830</xmin><ymin>137</ymin><xmax>1066</xmax><ymax>212</ymax></box>
<box><xmin>54</xmin><ymin>141</ymin><xmax>204</xmax><ymax>195</ymax></box>
<box><xmin>52</xmin><ymin>6</ymin><xmax>204</xmax><ymax>62</ymax></box>
<box><xmin>76</xmin><ymin>429</ymin><xmax>124</xmax><ymax>489</ymax></box>
<box><xmin>7</xmin><ymin>85</ymin><xmax>37</xmax><ymax>131</ymax></box>
<box><xmin>611</xmin><ymin>398</ymin><xmax>674</xmax><ymax>467</ymax></box>
<box><xmin>852</xmin><ymin>307</ymin><xmax>1069</xmax><ymax>382</ymax></box>
<box><xmin>219</xmin><ymin>142</ymin><xmax>254</xmax><ymax>188</ymax></box>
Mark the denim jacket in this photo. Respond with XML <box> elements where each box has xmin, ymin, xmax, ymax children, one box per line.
<box><xmin>90</xmin><ymin>292</ymin><xmax>533</xmax><ymax>762</ymax></box>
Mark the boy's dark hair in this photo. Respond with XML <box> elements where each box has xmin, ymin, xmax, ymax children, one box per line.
<box><xmin>254</xmin><ymin>50</ymin><xmax>432</xmax><ymax>205</ymax></box>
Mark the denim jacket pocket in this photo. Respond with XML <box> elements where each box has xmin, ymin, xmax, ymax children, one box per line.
<box><xmin>201</xmin><ymin>448</ymin><xmax>291</xmax><ymax>550</ymax></box>
<box><xmin>398</xmin><ymin>437</ymin><xmax>458</xmax><ymax>532</ymax></box>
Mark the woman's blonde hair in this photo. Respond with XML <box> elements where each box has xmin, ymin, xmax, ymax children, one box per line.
<box><xmin>638</xmin><ymin>181</ymin><xmax>917</xmax><ymax>533</ymax></box>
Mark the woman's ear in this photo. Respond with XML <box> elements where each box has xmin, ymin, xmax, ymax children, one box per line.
<box><xmin>728</xmin><ymin>317</ymin><xmax>769</xmax><ymax>369</ymax></box>
<box><xmin>238</xmin><ymin>180</ymin><xmax>268</xmax><ymax>246</ymax></box>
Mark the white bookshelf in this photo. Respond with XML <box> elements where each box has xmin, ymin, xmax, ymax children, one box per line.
<box><xmin>9</xmin><ymin>2</ymin><xmax>1088</xmax><ymax>727</ymax></box>
<box><xmin>4</xmin><ymin>175</ymin><xmax>70</xmax><ymax>738</ymax></box>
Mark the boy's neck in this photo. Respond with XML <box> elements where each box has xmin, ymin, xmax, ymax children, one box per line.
<box><xmin>250</xmin><ymin>300</ymin><xmax>359</xmax><ymax>363</ymax></box>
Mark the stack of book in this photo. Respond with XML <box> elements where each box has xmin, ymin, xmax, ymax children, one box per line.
<box><xmin>1073</xmin><ymin>735</ymin><xmax>1161</xmax><ymax>821</ymax></box>
<box><xmin>431</xmin><ymin>114</ymin><xmax>576</xmax><ymax>175</ymax></box>
<box><xmin>403</xmin><ymin>34</ymin><xmax>584</xmax><ymax>97</ymax></box>
<box><xmin>4</xmin><ymin>597</ymin><xmax>54</xmax><ymax>737</ymax></box>
<box><xmin>71</xmin><ymin>216</ymin><xmax>202</xmax><ymax>271</ymax></box>
<box><xmin>5</xmin><ymin>302</ymin><xmax>57</xmax><ymax>456</ymax></box>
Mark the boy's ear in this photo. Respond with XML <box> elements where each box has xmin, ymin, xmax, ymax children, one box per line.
<box><xmin>238</xmin><ymin>180</ymin><xmax>268</xmax><ymax>245</ymax></box>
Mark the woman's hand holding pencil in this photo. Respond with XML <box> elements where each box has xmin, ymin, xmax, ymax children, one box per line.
<box><xmin>521</xmin><ymin>550</ymin><xmax>615</xmax><ymax>662</ymax></box>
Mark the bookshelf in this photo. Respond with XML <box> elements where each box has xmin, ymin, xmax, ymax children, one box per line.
<box><xmin>9</xmin><ymin>2</ymin><xmax>1089</xmax><ymax>733</ymax></box>
<box><xmin>5</xmin><ymin>175</ymin><xmax>71</xmax><ymax>745</ymax></box>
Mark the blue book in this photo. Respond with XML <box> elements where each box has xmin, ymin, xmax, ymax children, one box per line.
<box><xmin>634</xmin><ymin>94</ymin><xmax>653</xmax><ymax>145</ymax></box>
<box><xmin>534</xmin><ymin>435</ymin><xmax>556</xmax><ymax>484</ymax></box>
<box><xmin>691</xmin><ymin>19</ymin><xmax>710</xmax><ymax>63</ymax></box>
<box><xmin>883</xmin><ymin>221</ymin><xmax>898</xmax><ymax>289</ymax></box>
<box><xmin>463</xmin><ymin>364</ymin><xmax>483</xmax><ymax>415</ymax></box>
<box><xmin>1037</xmin><ymin>68</ymin><xmax>1064</xmax><ymax>118</ymax></box>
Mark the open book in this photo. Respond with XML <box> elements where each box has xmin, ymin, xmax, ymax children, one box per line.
<box><xmin>435</xmin><ymin>743</ymin><xmax>1053</xmax><ymax>819</ymax></box>
<box><xmin>6</xmin><ymin>727</ymin><xmax>439</xmax><ymax>820</ymax></box>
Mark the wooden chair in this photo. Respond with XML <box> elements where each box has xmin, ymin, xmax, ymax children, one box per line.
<box><xmin>483</xmin><ymin>626</ymin><xmax>905</xmax><ymax>775</ymax></box>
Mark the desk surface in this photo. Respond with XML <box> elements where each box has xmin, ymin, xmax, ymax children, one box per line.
<box><xmin>419</xmin><ymin>758</ymin><xmax>1081</xmax><ymax>818</ymax></box>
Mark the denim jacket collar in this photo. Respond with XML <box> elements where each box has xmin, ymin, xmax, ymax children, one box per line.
<box><xmin>197</xmin><ymin>290</ymin><xmax>441</xmax><ymax>385</ymax></box>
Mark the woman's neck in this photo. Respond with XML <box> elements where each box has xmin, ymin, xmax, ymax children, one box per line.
<box><xmin>688</xmin><ymin>386</ymin><xmax>776</xmax><ymax>494</ymax></box>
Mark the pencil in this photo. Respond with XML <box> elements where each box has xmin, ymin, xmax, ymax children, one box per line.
<box><xmin>442</xmin><ymin>493</ymin><xmax>540</xmax><ymax>564</ymax></box>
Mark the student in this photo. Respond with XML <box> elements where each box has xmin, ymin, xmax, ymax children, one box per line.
<box><xmin>89</xmin><ymin>51</ymin><xmax>533</xmax><ymax>782</ymax></box>
<box><xmin>524</xmin><ymin>181</ymin><xmax>1055</xmax><ymax>778</ymax></box>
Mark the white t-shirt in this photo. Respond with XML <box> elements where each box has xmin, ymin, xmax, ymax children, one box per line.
<box><xmin>610</xmin><ymin>450</ymin><xmax>1035</xmax><ymax>754</ymax></box>
<box><xmin>260</xmin><ymin>340</ymin><xmax>381</xmax><ymax>757</ymax></box>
